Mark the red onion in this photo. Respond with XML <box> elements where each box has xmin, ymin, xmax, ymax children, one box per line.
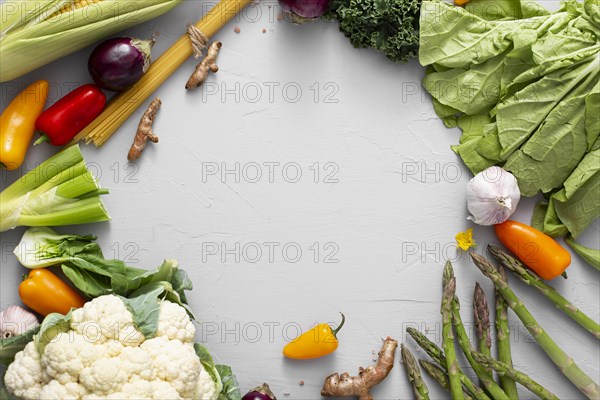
<box><xmin>88</xmin><ymin>37</ymin><xmax>155</xmax><ymax>92</ymax></box>
<box><xmin>242</xmin><ymin>383</ymin><xmax>277</xmax><ymax>400</ymax></box>
<box><xmin>278</xmin><ymin>0</ymin><xmax>332</xmax><ymax>23</ymax></box>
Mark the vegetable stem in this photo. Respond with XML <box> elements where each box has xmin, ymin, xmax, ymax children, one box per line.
<box><xmin>444</xmin><ymin>262</ymin><xmax>510</xmax><ymax>400</ymax></box>
<box><xmin>489</xmin><ymin>245</ymin><xmax>600</xmax><ymax>339</ymax></box>
<box><xmin>473</xmin><ymin>352</ymin><xmax>560</xmax><ymax>400</ymax></box>
<box><xmin>471</xmin><ymin>252</ymin><xmax>600</xmax><ymax>399</ymax></box>
<box><xmin>495</xmin><ymin>264</ymin><xmax>519</xmax><ymax>399</ymax></box>
<box><xmin>442</xmin><ymin>276</ymin><xmax>464</xmax><ymax>400</ymax></box>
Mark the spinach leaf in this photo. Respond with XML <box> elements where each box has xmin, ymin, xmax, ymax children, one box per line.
<box><xmin>497</xmin><ymin>58</ymin><xmax>596</xmax><ymax>158</ymax></box>
<box><xmin>420</xmin><ymin>0</ymin><xmax>599</xmax><ymax>237</ymax></box>
<box><xmin>553</xmin><ymin>171</ymin><xmax>600</xmax><ymax>238</ymax></box>
<box><xmin>531</xmin><ymin>198</ymin><xmax>569</xmax><ymax>237</ymax></box>
<box><xmin>465</xmin><ymin>0</ymin><xmax>549</xmax><ymax>20</ymax></box>
<box><xmin>419</xmin><ymin>1</ymin><xmax>547</xmax><ymax>68</ymax></box>
<box><xmin>423</xmin><ymin>52</ymin><xmax>507</xmax><ymax>115</ymax></box>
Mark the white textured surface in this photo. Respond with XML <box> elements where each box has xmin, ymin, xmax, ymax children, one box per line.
<box><xmin>1</xmin><ymin>1</ymin><xmax>599</xmax><ymax>399</ymax></box>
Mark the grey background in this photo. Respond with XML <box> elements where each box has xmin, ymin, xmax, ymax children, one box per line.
<box><xmin>1</xmin><ymin>1</ymin><xmax>598</xmax><ymax>398</ymax></box>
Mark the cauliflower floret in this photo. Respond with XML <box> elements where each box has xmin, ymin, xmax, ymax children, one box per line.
<box><xmin>4</xmin><ymin>296</ymin><xmax>219</xmax><ymax>400</ymax></box>
<box><xmin>156</xmin><ymin>301</ymin><xmax>196</xmax><ymax>343</ymax></box>
<box><xmin>150</xmin><ymin>380</ymin><xmax>184</xmax><ymax>400</ymax></box>
<box><xmin>3</xmin><ymin>342</ymin><xmax>47</xmax><ymax>399</ymax></box>
<box><xmin>194</xmin><ymin>368</ymin><xmax>219</xmax><ymax>400</ymax></box>
<box><xmin>42</xmin><ymin>332</ymin><xmax>105</xmax><ymax>384</ymax></box>
<box><xmin>118</xmin><ymin>347</ymin><xmax>156</xmax><ymax>381</ymax></box>
<box><xmin>71</xmin><ymin>295</ymin><xmax>143</xmax><ymax>346</ymax></box>
<box><xmin>141</xmin><ymin>337</ymin><xmax>201</xmax><ymax>398</ymax></box>
<box><xmin>114</xmin><ymin>380</ymin><xmax>182</xmax><ymax>400</ymax></box>
<box><xmin>38</xmin><ymin>380</ymin><xmax>87</xmax><ymax>399</ymax></box>
<box><xmin>79</xmin><ymin>358</ymin><xmax>129</xmax><ymax>395</ymax></box>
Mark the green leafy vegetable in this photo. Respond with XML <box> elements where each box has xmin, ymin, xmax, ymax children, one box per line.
<box><xmin>0</xmin><ymin>327</ymin><xmax>39</xmax><ymax>367</ymax></box>
<box><xmin>326</xmin><ymin>0</ymin><xmax>421</xmax><ymax>62</ymax></box>
<box><xmin>34</xmin><ymin>311</ymin><xmax>72</xmax><ymax>354</ymax></box>
<box><xmin>565</xmin><ymin>237</ymin><xmax>600</xmax><ymax>271</ymax></box>
<box><xmin>14</xmin><ymin>227</ymin><xmax>193</xmax><ymax>302</ymax></box>
<box><xmin>420</xmin><ymin>0</ymin><xmax>600</xmax><ymax>237</ymax></box>
<box><xmin>0</xmin><ymin>145</ymin><xmax>109</xmax><ymax>232</ymax></box>
<box><xmin>119</xmin><ymin>285</ymin><xmax>166</xmax><ymax>339</ymax></box>
<box><xmin>194</xmin><ymin>343</ymin><xmax>223</xmax><ymax>392</ymax></box>
<box><xmin>216</xmin><ymin>365</ymin><xmax>242</xmax><ymax>400</ymax></box>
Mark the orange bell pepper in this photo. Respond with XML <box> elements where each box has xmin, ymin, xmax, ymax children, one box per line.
<box><xmin>19</xmin><ymin>269</ymin><xmax>85</xmax><ymax>316</ymax></box>
<box><xmin>0</xmin><ymin>80</ymin><xmax>49</xmax><ymax>170</ymax></box>
<box><xmin>283</xmin><ymin>314</ymin><xmax>345</xmax><ymax>359</ymax></box>
<box><xmin>494</xmin><ymin>220</ymin><xmax>571</xmax><ymax>280</ymax></box>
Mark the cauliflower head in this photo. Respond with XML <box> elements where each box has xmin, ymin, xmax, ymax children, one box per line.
<box><xmin>4</xmin><ymin>296</ymin><xmax>219</xmax><ymax>400</ymax></box>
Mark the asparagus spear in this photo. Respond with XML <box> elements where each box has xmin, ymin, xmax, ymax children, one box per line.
<box><xmin>495</xmin><ymin>264</ymin><xmax>519</xmax><ymax>399</ymax></box>
<box><xmin>471</xmin><ymin>252</ymin><xmax>600</xmax><ymax>399</ymax></box>
<box><xmin>443</xmin><ymin>262</ymin><xmax>510</xmax><ymax>400</ymax></box>
<box><xmin>418</xmin><ymin>359</ymin><xmax>473</xmax><ymax>400</ymax></box>
<box><xmin>441</xmin><ymin>276</ymin><xmax>464</xmax><ymax>400</ymax></box>
<box><xmin>401</xmin><ymin>344</ymin><xmax>430</xmax><ymax>400</ymax></box>
<box><xmin>406</xmin><ymin>328</ymin><xmax>490</xmax><ymax>400</ymax></box>
<box><xmin>488</xmin><ymin>245</ymin><xmax>600</xmax><ymax>340</ymax></box>
<box><xmin>472</xmin><ymin>352</ymin><xmax>560</xmax><ymax>400</ymax></box>
<box><xmin>473</xmin><ymin>282</ymin><xmax>492</xmax><ymax>379</ymax></box>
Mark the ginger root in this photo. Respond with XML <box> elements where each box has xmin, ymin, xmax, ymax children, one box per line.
<box><xmin>321</xmin><ymin>337</ymin><xmax>398</xmax><ymax>400</ymax></box>
<box><xmin>128</xmin><ymin>98</ymin><xmax>161</xmax><ymax>161</ymax></box>
<box><xmin>186</xmin><ymin>40</ymin><xmax>221</xmax><ymax>90</ymax></box>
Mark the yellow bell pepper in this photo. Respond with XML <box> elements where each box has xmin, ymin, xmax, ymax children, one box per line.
<box><xmin>283</xmin><ymin>314</ymin><xmax>345</xmax><ymax>359</ymax></box>
<box><xmin>0</xmin><ymin>80</ymin><xmax>48</xmax><ymax>170</ymax></box>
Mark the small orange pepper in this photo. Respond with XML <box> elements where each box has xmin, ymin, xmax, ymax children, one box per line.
<box><xmin>283</xmin><ymin>314</ymin><xmax>345</xmax><ymax>359</ymax></box>
<box><xmin>19</xmin><ymin>269</ymin><xmax>85</xmax><ymax>316</ymax></box>
<box><xmin>0</xmin><ymin>80</ymin><xmax>48</xmax><ymax>170</ymax></box>
<box><xmin>495</xmin><ymin>220</ymin><xmax>571</xmax><ymax>280</ymax></box>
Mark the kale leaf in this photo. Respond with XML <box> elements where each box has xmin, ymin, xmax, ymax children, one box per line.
<box><xmin>326</xmin><ymin>0</ymin><xmax>422</xmax><ymax>62</ymax></box>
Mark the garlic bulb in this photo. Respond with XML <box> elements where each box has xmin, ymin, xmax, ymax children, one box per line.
<box><xmin>467</xmin><ymin>166</ymin><xmax>520</xmax><ymax>226</ymax></box>
<box><xmin>0</xmin><ymin>305</ymin><xmax>39</xmax><ymax>338</ymax></box>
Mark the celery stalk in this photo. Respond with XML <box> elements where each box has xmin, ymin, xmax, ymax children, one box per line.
<box><xmin>0</xmin><ymin>145</ymin><xmax>110</xmax><ymax>232</ymax></box>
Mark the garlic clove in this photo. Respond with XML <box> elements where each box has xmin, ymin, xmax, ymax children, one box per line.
<box><xmin>0</xmin><ymin>305</ymin><xmax>39</xmax><ymax>338</ymax></box>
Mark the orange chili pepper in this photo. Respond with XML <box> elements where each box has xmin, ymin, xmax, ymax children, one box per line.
<box><xmin>283</xmin><ymin>314</ymin><xmax>345</xmax><ymax>359</ymax></box>
<box><xmin>495</xmin><ymin>220</ymin><xmax>571</xmax><ymax>280</ymax></box>
<box><xmin>19</xmin><ymin>269</ymin><xmax>85</xmax><ymax>316</ymax></box>
<box><xmin>0</xmin><ymin>80</ymin><xmax>48</xmax><ymax>170</ymax></box>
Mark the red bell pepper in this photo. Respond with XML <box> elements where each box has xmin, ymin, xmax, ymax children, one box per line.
<box><xmin>35</xmin><ymin>84</ymin><xmax>106</xmax><ymax>146</ymax></box>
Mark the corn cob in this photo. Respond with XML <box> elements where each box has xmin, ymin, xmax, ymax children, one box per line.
<box><xmin>0</xmin><ymin>0</ymin><xmax>182</xmax><ymax>82</ymax></box>
<box><xmin>49</xmin><ymin>0</ymin><xmax>103</xmax><ymax>18</ymax></box>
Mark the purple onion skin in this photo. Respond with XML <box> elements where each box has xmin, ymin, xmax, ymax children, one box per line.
<box><xmin>278</xmin><ymin>0</ymin><xmax>332</xmax><ymax>23</ymax></box>
<box><xmin>242</xmin><ymin>391</ymin><xmax>272</xmax><ymax>400</ymax></box>
<box><xmin>242</xmin><ymin>384</ymin><xmax>277</xmax><ymax>400</ymax></box>
<box><xmin>88</xmin><ymin>37</ymin><xmax>153</xmax><ymax>92</ymax></box>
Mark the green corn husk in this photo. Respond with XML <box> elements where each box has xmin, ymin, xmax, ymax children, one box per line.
<box><xmin>0</xmin><ymin>0</ymin><xmax>182</xmax><ymax>82</ymax></box>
